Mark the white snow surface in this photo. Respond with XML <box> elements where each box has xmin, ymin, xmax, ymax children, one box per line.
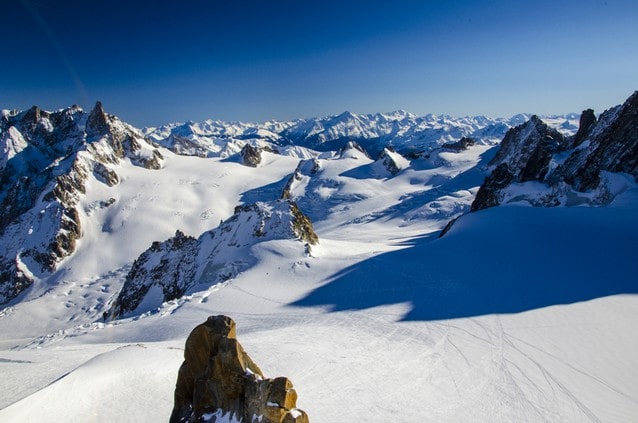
<box><xmin>0</xmin><ymin>134</ymin><xmax>637</xmax><ymax>422</ymax></box>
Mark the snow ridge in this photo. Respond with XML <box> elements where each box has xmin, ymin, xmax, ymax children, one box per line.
<box><xmin>108</xmin><ymin>200</ymin><xmax>317</xmax><ymax>318</ymax></box>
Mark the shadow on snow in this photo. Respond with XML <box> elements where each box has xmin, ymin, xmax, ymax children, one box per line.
<box><xmin>293</xmin><ymin>193</ymin><xmax>638</xmax><ymax>321</ymax></box>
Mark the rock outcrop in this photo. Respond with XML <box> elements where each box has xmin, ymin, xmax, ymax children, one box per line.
<box><xmin>441</xmin><ymin>136</ymin><xmax>476</xmax><ymax>152</ymax></box>
<box><xmin>487</xmin><ymin>115</ymin><xmax>567</xmax><ymax>183</ymax></box>
<box><xmin>374</xmin><ymin>147</ymin><xmax>409</xmax><ymax>176</ymax></box>
<box><xmin>107</xmin><ymin>200</ymin><xmax>318</xmax><ymax>318</ymax></box>
<box><xmin>170</xmin><ymin>315</ymin><xmax>309</xmax><ymax>423</ymax></box>
<box><xmin>281</xmin><ymin>159</ymin><xmax>322</xmax><ymax>200</ymax></box>
<box><xmin>554</xmin><ymin>91</ymin><xmax>638</xmax><ymax>192</ymax></box>
<box><xmin>240</xmin><ymin>144</ymin><xmax>263</xmax><ymax>167</ymax></box>
<box><xmin>338</xmin><ymin>141</ymin><xmax>370</xmax><ymax>159</ymax></box>
<box><xmin>571</xmin><ymin>108</ymin><xmax>596</xmax><ymax>148</ymax></box>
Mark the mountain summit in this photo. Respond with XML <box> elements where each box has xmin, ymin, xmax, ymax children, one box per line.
<box><xmin>472</xmin><ymin>91</ymin><xmax>638</xmax><ymax>211</ymax></box>
<box><xmin>0</xmin><ymin>102</ymin><xmax>164</xmax><ymax>303</ymax></box>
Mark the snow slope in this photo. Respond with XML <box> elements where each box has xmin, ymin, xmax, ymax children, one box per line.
<box><xmin>0</xmin><ymin>104</ymin><xmax>636</xmax><ymax>422</ymax></box>
<box><xmin>1</xmin><ymin>186</ymin><xmax>636</xmax><ymax>422</ymax></box>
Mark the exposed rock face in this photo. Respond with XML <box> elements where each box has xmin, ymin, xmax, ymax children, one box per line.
<box><xmin>289</xmin><ymin>202</ymin><xmax>319</xmax><ymax>246</ymax></box>
<box><xmin>133</xmin><ymin>148</ymin><xmax>164</xmax><ymax>170</ymax></box>
<box><xmin>0</xmin><ymin>257</ymin><xmax>33</xmax><ymax>302</ymax></box>
<box><xmin>571</xmin><ymin>108</ymin><xmax>596</xmax><ymax>148</ymax></box>
<box><xmin>488</xmin><ymin>115</ymin><xmax>567</xmax><ymax>182</ymax></box>
<box><xmin>240</xmin><ymin>144</ymin><xmax>263</xmax><ymax>167</ymax></box>
<box><xmin>471</xmin><ymin>91</ymin><xmax>638</xmax><ymax>213</ymax></box>
<box><xmin>281</xmin><ymin>159</ymin><xmax>321</xmax><ymax>200</ymax></box>
<box><xmin>107</xmin><ymin>200</ymin><xmax>318</xmax><ymax>318</ymax></box>
<box><xmin>470</xmin><ymin>163</ymin><xmax>515</xmax><ymax>212</ymax></box>
<box><xmin>0</xmin><ymin>102</ymin><xmax>164</xmax><ymax>304</ymax></box>
<box><xmin>107</xmin><ymin>230</ymin><xmax>199</xmax><ymax>319</ymax></box>
<box><xmin>338</xmin><ymin>141</ymin><xmax>370</xmax><ymax>159</ymax></box>
<box><xmin>170</xmin><ymin>315</ymin><xmax>309</xmax><ymax>423</ymax></box>
<box><xmin>375</xmin><ymin>147</ymin><xmax>409</xmax><ymax>175</ymax></box>
<box><xmin>471</xmin><ymin>115</ymin><xmax>568</xmax><ymax>211</ymax></box>
<box><xmin>441</xmin><ymin>136</ymin><xmax>476</xmax><ymax>152</ymax></box>
<box><xmin>93</xmin><ymin>162</ymin><xmax>120</xmax><ymax>186</ymax></box>
<box><xmin>86</xmin><ymin>101</ymin><xmax>111</xmax><ymax>138</ymax></box>
<box><xmin>555</xmin><ymin>92</ymin><xmax>638</xmax><ymax>192</ymax></box>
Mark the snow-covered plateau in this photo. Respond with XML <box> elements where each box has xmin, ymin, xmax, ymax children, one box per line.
<box><xmin>0</xmin><ymin>95</ymin><xmax>636</xmax><ymax>422</ymax></box>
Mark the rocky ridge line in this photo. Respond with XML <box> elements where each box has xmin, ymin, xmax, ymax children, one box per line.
<box><xmin>471</xmin><ymin>90</ymin><xmax>638</xmax><ymax>212</ymax></box>
<box><xmin>107</xmin><ymin>200</ymin><xmax>318</xmax><ymax>319</ymax></box>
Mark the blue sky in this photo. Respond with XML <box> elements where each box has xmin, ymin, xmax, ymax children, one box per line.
<box><xmin>3</xmin><ymin>0</ymin><xmax>637</xmax><ymax>126</ymax></box>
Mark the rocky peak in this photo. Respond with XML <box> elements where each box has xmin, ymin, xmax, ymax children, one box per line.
<box><xmin>281</xmin><ymin>159</ymin><xmax>322</xmax><ymax>200</ymax></box>
<box><xmin>572</xmin><ymin>108</ymin><xmax>597</xmax><ymax>148</ymax></box>
<box><xmin>338</xmin><ymin>141</ymin><xmax>370</xmax><ymax>159</ymax></box>
<box><xmin>86</xmin><ymin>101</ymin><xmax>110</xmax><ymax>138</ymax></box>
<box><xmin>170</xmin><ymin>315</ymin><xmax>309</xmax><ymax>423</ymax></box>
<box><xmin>557</xmin><ymin>90</ymin><xmax>638</xmax><ymax>192</ymax></box>
<box><xmin>375</xmin><ymin>147</ymin><xmax>408</xmax><ymax>175</ymax></box>
<box><xmin>0</xmin><ymin>102</ymin><xmax>163</xmax><ymax>305</ymax></box>
<box><xmin>470</xmin><ymin>90</ymin><xmax>638</xmax><ymax>214</ymax></box>
<box><xmin>241</xmin><ymin>144</ymin><xmax>263</xmax><ymax>167</ymax></box>
<box><xmin>106</xmin><ymin>229</ymin><xmax>199</xmax><ymax>319</ymax></box>
<box><xmin>489</xmin><ymin>115</ymin><xmax>566</xmax><ymax>182</ymax></box>
<box><xmin>21</xmin><ymin>106</ymin><xmax>42</xmax><ymax>126</ymax></box>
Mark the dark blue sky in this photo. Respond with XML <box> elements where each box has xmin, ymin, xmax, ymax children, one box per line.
<box><xmin>3</xmin><ymin>0</ymin><xmax>637</xmax><ymax>126</ymax></box>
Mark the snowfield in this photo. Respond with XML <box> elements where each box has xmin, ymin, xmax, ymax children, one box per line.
<box><xmin>0</xmin><ymin>128</ymin><xmax>637</xmax><ymax>422</ymax></box>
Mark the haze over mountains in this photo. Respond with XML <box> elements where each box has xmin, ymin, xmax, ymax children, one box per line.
<box><xmin>0</xmin><ymin>91</ymin><xmax>636</xmax><ymax>422</ymax></box>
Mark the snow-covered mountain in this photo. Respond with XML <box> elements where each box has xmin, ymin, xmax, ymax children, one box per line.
<box><xmin>108</xmin><ymin>200</ymin><xmax>317</xmax><ymax>319</ymax></box>
<box><xmin>0</xmin><ymin>102</ymin><xmax>164</xmax><ymax>304</ymax></box>
<box><xmin>0</xmin><ymin>92</ymin><xmax>636</xmax><ymax>422</ymax></box>
<box><xmin>144</xmin><ymin>110</ymin><xmax>580</xmax><ymax>159</ymax></box>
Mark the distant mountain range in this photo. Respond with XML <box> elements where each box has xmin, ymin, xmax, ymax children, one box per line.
<box><xmin>144</xmin><ymin>110</ymin><xmax>580</xmax><ymax>158</ymax></box>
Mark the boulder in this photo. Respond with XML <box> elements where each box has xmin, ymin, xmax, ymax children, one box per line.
<box><xmin>170</xmin><ymin>315</ymin><xmax>309</xmax><ymax>423</ymax></box>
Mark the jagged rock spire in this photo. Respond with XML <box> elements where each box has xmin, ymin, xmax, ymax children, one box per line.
<box><xmin>86</xmin><ymin>101</ymin><xmax>110</xmax><ymax>137</ymax></box>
